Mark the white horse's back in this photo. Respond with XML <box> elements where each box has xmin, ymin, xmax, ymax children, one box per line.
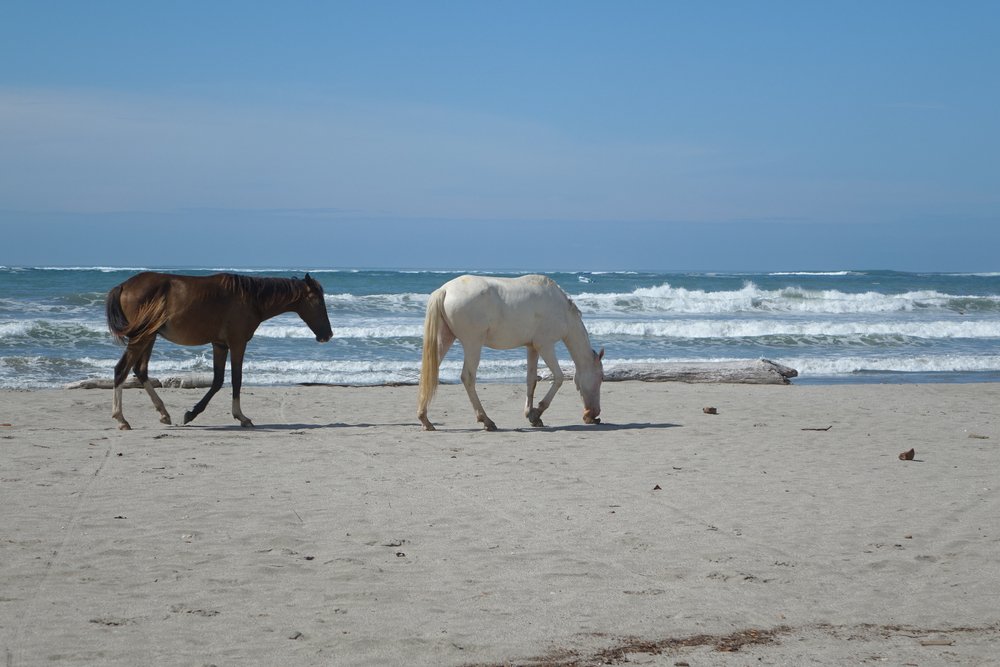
<box><xmin>440</xmin><ymin>274</ymin><xmax>574</xmax><ymax>350</ymax></box>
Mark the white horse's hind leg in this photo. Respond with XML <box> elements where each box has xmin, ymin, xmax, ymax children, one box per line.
<box><xmin>533</xmin><ymin>344</ymin><xmax>564</xmax><ymax>423</ymax></box>
<box><xmin>143</xmin><ymin>381</ymin><xmax>172</xmax><ymax>425</ymax></box>
<box><xmin>460</xmin><ymin>342</ymin><xmax>496</xmax><ymax>431</ymax></box>
<box><xmin>418</xmin><ymin>331</ymin><xmax>456</xmax><ymax>430</ymax></box>
<box><xmin>524</xmin><ymin>346</ymin><xmax>544</xmax><ymax>427</ymax></box>
<box><xmin>112</xmin><ymin>384</ymin><xmax>131</xmax><ymax>430</ymax></box>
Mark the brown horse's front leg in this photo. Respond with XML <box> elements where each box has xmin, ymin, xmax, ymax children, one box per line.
<box><xmin>184</xmin><ymin>343</ymin><xmax>227</xmax><ymax>424</ymax></box>
<box><xmin>229</xmin><ymin>342</ymin><xmax>254</xmax><ymax>427</ymax></box>
<box><xmin>134</xmin><ymin>340</ymin><xmax>171</xmax><ymax>425</ymax></box>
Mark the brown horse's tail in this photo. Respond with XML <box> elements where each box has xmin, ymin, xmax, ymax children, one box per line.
<box><xmin>105</xmin><ymin>285</ymin><xmax>130</xmax><ymax>345</ymax></box>
<box><xmin>105</xmin><ymin>282</ymin><xmax>169</xmax><ymax>347</ymax></box>
<box><xmin>417</xmin><ymin>287</ymin><xmax>446</xmax><ymax>414</ymax></box>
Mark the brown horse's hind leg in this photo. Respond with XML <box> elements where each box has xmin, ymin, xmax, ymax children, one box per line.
<box><xmin>112</xmin><ymin>350</ymin><xmax>133</xmax><ymax>430</ymax></box>
<box><xmin>134</xmin><ymin>341</ymin><xmax>171</xmax><ymax>425</ymax></box>
<box><xmin>112</xmin><ymin>384</ymin><xmax>130</xmax><ymax>430</ymax></box>
<box><xmin>184</xmin><ymin>343</ymin><xmax>226</xmax><ymax>424</ymax></box>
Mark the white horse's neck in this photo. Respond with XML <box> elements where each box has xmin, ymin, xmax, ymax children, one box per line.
<box><xmin>562</xmin><ymin>311</ymin><xmax>594</xmax><ymax>369</ymax></box>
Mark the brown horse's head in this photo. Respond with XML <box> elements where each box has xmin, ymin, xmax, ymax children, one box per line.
<box><xmin>576</xmin><ymin>347</ymin><xmax>604</xmax><ymax>424</ymax></box>
<box><xmin>297</xmin><ymin>273</ymin><xmax>333</xmax><ymax>342</ymax></box>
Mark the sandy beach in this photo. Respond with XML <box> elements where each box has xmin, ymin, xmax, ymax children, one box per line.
<box><xmin>1</xmin><ymin>381</ymin><xmax>998</xmax><ymax>666</ymax></box>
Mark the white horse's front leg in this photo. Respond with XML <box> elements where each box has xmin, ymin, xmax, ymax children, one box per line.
<box><xmin>533</xmin><ymin>344</ymin><xmax>563</xmax><ymax>424</ymax></box>
<box><xmin>460</xmin><ymin>343</ymin><xmax>496</xmax><ymax>431</ymax></box>
<box><xmin>524</xmin><ymin>346</ymin><xmax>544</xmax><ymax>426</ymax></box>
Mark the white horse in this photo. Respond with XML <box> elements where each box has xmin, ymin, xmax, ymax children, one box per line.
<box><xmin>417</xmin><ymin>274</ymin><xmax>604</xmax><ymax>431</ymax></box>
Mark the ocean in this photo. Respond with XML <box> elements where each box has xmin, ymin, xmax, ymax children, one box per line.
<box><xmin>1</xmin><ymin>266</ymin><xmax>999</xmax><ymax>389</ymax></box>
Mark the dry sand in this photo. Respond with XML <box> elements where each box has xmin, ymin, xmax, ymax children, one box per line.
<box><xmin>1</xmin><ymin>381</ymin><xmax>998</xmax><ymax>666</ymax></box>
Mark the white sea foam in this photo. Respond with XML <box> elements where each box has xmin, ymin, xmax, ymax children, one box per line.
<box><xmin>32</xmin><ymin>266</ymin><xmax>151</xmax><ymax>272</ymax></box>
<box><xmin>573</xmin><ymin>283</ymin><xmax>1000</xmax><ymax>315</ymax></box>
<box><xmin>0</xmin><ymin>319</ymin><xmax>109</xmax><ymax>340</ymax></box>
<box><xmin>786</xmin><ymin>354</ymin><xmax>1000</xmax><ymax>376</ymax></box>
<box><xmin>768</xmin><ymin>271</ymin><xmax>857</xmax><ymax>276</ymax></box>
<box><xmin>325</xmin><ymin>292</ymin><xmax>430</xmax><ymax>312</ymax></box>
<box><xmin>585</xmin><ymin>318</ymin><xmax>1000</xmax><ymax>341</ymax></box>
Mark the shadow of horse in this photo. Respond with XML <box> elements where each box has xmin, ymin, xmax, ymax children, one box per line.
<box><xmin>418</xmin><ymin>422</ymin><xmax>681</xmax><ymax>433</ymax></box>
<box><xmin>175</xmin><ymin>421</ymin><xmax>681</xmax><ymax>433</ymax></box>
<box><xmin>514</xmin><ymin>421</ymin><xmax>680</xmax><ymax>432</ymax></box>
<box><xmin>183</xmin><ymin>421</ymin><xmax>411</xmax><ymax>432</ymax></box>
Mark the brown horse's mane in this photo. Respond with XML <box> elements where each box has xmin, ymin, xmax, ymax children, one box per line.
<box><xmin>219</xmin><ymin>273</ymin><xmax>309</xmax><ymax>311</ymax></box>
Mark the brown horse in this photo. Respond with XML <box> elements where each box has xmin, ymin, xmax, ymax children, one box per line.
<box><xmin>105</xmin><ymin>271</ymin><xmax>332</xmax><ymax>430</ymax></box>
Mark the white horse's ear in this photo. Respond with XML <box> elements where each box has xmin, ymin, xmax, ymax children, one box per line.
<box><xmin>597</xmin><ymin>347</ymin><xmax>605</xmax><ymax>360</ymax></box>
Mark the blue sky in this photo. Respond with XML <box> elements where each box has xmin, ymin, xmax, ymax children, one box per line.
<box><xmin>1</xmin><ymin>1</ymin><xmax>998</xmax><ymax>271</ymax></box>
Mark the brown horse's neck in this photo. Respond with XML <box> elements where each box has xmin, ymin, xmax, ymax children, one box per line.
<box><xmin>224</xmin><ymin>274</ymin><xmax>305</xmax><ymax>321</ymax></box>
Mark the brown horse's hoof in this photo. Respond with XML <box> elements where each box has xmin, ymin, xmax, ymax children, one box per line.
<box><xmin>183</xmin><ymin>411</ymin><xmax>196</xmax><ymax>424</ymax></box>
<box><xmin>482</xmin><ymin>421</ymin><xmax>498</xmax><ymax>432</ymax></box>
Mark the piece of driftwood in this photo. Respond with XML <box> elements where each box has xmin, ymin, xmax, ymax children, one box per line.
<box><xmin>68</xmin><ymin>360</ymin><xmax>798</xmax><ymax>389</ymax></box>
<box><xmin>602</xmin><ymin>359</ymin><xmax>797</xmax><ymax>384</ymax></box>
<box><xmin>66</xmin><ymin>374</ymin><xmax>216</xmax><ymax>390</ymax></box>
<box><xmin>66</xmin><ymin>378</ymin><xmax>160</xmax><ymax>390</ymax></box>
<box><xmin>542</xmin><ymin>358</ymin><xmax>797</xmax><ymax>385</ymax></box>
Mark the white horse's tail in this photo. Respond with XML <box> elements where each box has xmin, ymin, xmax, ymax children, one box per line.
<box><xmin>418</xmin><ymin>287</ymin><xmax>446</xmax><ymax>414</ymax></box>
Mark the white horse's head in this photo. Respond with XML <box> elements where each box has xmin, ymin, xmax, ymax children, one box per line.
<box><xmin>576</xmin><ymin>347</ymin><xmax>605</xmax><ymax>424</ymax></box>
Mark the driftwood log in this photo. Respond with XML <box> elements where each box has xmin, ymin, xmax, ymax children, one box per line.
<box><xmin>605</xmin><ymin>359</ymin><xmax>797</xmax><ymax>384</ymax></box>
<box><xmin>544</xmin><ymin>359</ymin><xmax>798</xmax><ymax>385</ymax></box>
<box><xmin>67</xmin><ymin>360</ymin><xmax>798</xmax><ymax>389</ymax></box>
<box><xmin>65</xmin><ymin>374</ymin><xmax>216</xmax><ymax>390</ymax></box>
